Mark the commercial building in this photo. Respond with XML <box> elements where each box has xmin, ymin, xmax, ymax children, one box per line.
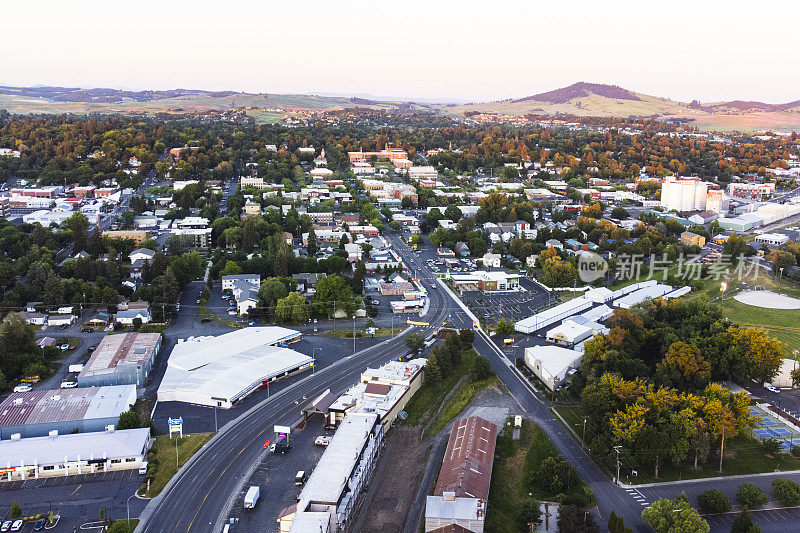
<box><xmin>103</xmin><ymin>230</ymin><xmax>148</xmax><ymax>244</ymax></box>
<box><xmin>425</xmin><ymin>416</ymin><xmax>498</xmax><ymax>533</ymax></box>
<box><xmin>754</xmin><ymin>233</ymin><xmax>790</xmax><ymax>247</ymax></box>
<box><xmin>325</xmin><ymin>358</ymin><xmax>426</xmax><ymax>429</ymax></box>
<box><xmin>0</xmin><ymin>385</ymin><xmax>136</xmax><ymax>439</ymax></box>
<box><xmin>612</xmin><ymin>284</ymin><xmax>673</xmax><ymax>309</ymax></box>
<box><xmin>78</xmin><ymin>333</ymin><xmax>162</xmax><ymax>387</ymax></box>
<box><xmin>449</xmin><ymin>271</ymin><xmax>521</xmax><ymax>292</ymax></box>
<box><xmin>728</xmin><ymin>182</ymin><xmax>775</xmax><ymax>199</ymax></box>
<box><xmin>282</xmin><ymin>412</ymin><xmax>383</xmax><ymax>533</ymax></box>
<box><xmin>157</xmin><ymin>327</ymin><xmax>309</xmax><ymax>408</ymax></box>
<box><xmin>660</xmin><ymin>176</ymin><xmax>708</xmax><ymax>212</ymax></box>
<box><xmin>524</xmin><ymin>346</ymin><xmax>583</xmax><ymax>391</ymax></box>
<box><xmin>705</xmin><ymin>189</ymin><xmax>730</xmax><ymax>214</ymax></box>
<box><xmin>680</xmin><ymin>231</ymin><xmax>706</xmax><ymax>247</ymax></box>
<box><xmin>0</xmin><ymin>427</ymin><xmax>151</xmax><ymax>482</ymax></box>
<box><xmin>515</xmin><ymin>298</ymin><xmax>592</xmax><ymax>334</ymax></box>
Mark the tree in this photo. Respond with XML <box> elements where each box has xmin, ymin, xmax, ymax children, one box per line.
<box><xmin>494</xmin><ymin>318</ymin><xmax>515</xmax><ymax>337</ymax></box>
<box><xmin>611</xmin><ymin>206</ymin><xmax>630</xmax><ymax>219</ymax></box>
<box><xmin>736</xmin><ymin>483</ymin><xmax>767</xmax><ymax>509</ymax></box>
<box><xmin>219</xmin><ymin>260</ymin><xmax>242</xmax><ymax>277</ymax></box>
<box><xmin>641</xmin><ymin>498</ymin><xmax>709</xmax><ymax>533</ymax></box>
<box><xmin>656</xmin><ymin>341</ymin><xmax>711</xmax><ymax>390</ymax></box>
<box><xmin>540</xmin><ymin>257</ymin><xmax>576</xmax><ymax>287</ymax></box>
<box><xmin>472</xmin><ymin>356</ymin><xmax>494</xmax><ymax>381</ymax></box>
<box><xmin>276</xmin><ymin>292</ymin><xmax>309</xmax><ymax>324</ymax></box>
<box><xmin>425</xmin><ymin>352</ymin><xmax>442</xmax><ymax>383</ymax></box>
<box><xmin>307</xmin><ymin>227</ymin><xmax>318</xmax><ymax>256</ymax></box>
<box><xmin>518</xmin><ymin>498</ymin><xmax>542</xmax><ymax>530</ymax></box>
<box><xmin>313</xmin><ymin>275</ymin><xmax>358</xmax><ymax>317</ymax></box>
<box><xmin>0</xmin><ymin>370</ymin><xmax>6</xmax><ymax>391</ymax></box>
<box><xmin>697</xmin><ymin>489</ymin><xmax>730</xmax><ymax>513</ymax></box>
<box><xmin>763</xmin><ymin>437</ymin><xmax>782</xmax><ymax>456</ymax></box>
<box><xmin>608</xmin><ymin>511</ymin><xmax>632</xmax><ymax>533</ymax></box>
<box><xmin>444</xmin><ymin>205</ymin><xmax>463</xmax><ymax>221</ymax></box>
<box><xmin>458</xmin><ymin>329</ymin><xmax>475</xmax><ymax>348</ymax></box>
<box><xmin>731</xmin><ymin>507</ymin><xmax>760</xmax><ymax>533</ymax></box>
<box><xmin>117</xmin><ymin>408</ymin><xmax>141</xmax><ymax>430</ymax></box>
<box><xmin>772</xmin><ymin>478</ymin><xmax>800</xmax><ymax>506</ymax></box>
<box><xmin>66</xmin><ymin>212</ymin><xmax>90</xmax><ymax>251</ymax></box>
<box><xmin>533</xmin><ymin>455</ymin><xmax>578</xmax><ymax>493</ymax></box>
<box><xmin>405</xmin><ymin>333</ymin><xmax>425</xmax><ymax>352</ymax></box>
<box><xmin>557</xmin><ymin>505</ymin><xmax>599</xmax><ymax>533</ymax></box>
<box><xmin>729</xmin><ymin>327</ymin><xmax>783</xmax><ymax>384</ymax></box>
<box><xmin>9</xmin><ymin>501</ymin><xmax>20</xmax><ymax>519</ymax></box>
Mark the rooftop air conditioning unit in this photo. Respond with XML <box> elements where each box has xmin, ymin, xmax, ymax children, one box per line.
<box><xmin>10</xmin><ymin>433</ymin><xmax>21</xmax><ymax>440</ymax></box>
<box><xmin>105</xmin><ymin>425</ymin><xmax>115</xmax><ymax>432</ymax></box>
<box><xmin>49</xmin><ymin>430</ymin><xmax>58</xmax><ymax>437</ymax></box>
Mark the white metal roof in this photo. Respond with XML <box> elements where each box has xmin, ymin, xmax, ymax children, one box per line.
<box><xmin>0</xmin><ymin>428</ymin><xmax>150</xmax><ymax>466</ymax></box>
<box><xmin>298</xmin><ymin>413</ymin><xmax>377</xmax><ymax>505</ymax></box>
<box><xmin>515</xmin><ymin>298</ymin><xmax>592</xmax><ymax>333</ymax></box>
<box><xmin>524</xmin><ymin>345</ymin><xmax>583</xmax><ymax>381</ymax></box>
<box><xmin>158</xmin><ymin>328</ymin><xmax>309</xmax><ymax>404</ymax></box>
<box><xmin>613</xmin><ymin>284</ymin><xmax>673</xmax><ymax>309</ymax></box>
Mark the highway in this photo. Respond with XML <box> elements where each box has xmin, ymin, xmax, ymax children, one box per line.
<box><xmin>136</xmin><ymin>234</ymin><xmax>453</xmax><ymax>532</ymax></box>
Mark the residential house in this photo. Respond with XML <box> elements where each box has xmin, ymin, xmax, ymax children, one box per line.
<box><xmin>115</xmin><ymin>309</ymin><xmax>152</xmax><ymax>325</ymax></box>
<box><xmin>482</xmin><ymin>253</ymin><xmax>501</xmax><ymax>268</ymax></box>
<box><xmin>129</xmin><ymin>248</ymin><xmax>155</xmax><ymax>263</ymax></box>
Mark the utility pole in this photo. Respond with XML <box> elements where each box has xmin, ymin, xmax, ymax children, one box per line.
<box><xmin>613</xmin><ymin>445</ymin><xmax>622</xmax><ymax>485</ymax></box>
<box><xmin>353</xmin><ymin>316</ymin><xmax>356</xmax><ymax>354</ymax></box>
<box><xmin>719</xmin><ymin>425</ymin><xmax>725</xmax><ymax>473</ymax></box>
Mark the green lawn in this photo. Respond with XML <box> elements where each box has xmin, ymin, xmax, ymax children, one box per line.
<box><xmin>427</xmin><ymin>372</ymin><xmax>500</xmax><ymax>436</ymax></box>
<box><xmin>553</xmin><ymin>404</ymin><xmax>800</xmax><ymax>484</ymax></box>
<box><xmin>138</xmin><ymin>433</ymin><xmax>213</xmax><ymax>497</ymax></box>
<box><xmin>323</xmin><ymin>327</ymin><xmax>399</xmax><ymax>339</ymax></box>
<box><xmin>486</xmin><ymin>418</ymin><xmax>594</xmax><ymax>532</ymax></box>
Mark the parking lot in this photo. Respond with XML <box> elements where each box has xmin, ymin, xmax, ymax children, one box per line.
<box><xmin>0</xmin><ymin>468</ymin><xmax>145</xmax><ymax>532</ymax></box>
<box><xmin>705</xmin><ymin>507</ymin><xmax>800</xmax><ymax>532</ymax></box>
<box><xmin>460</xmin><ymin>277</ymin><xmax>552</xmax><ymax>324</ymax></box>
<box><xmin>226</xmin><ymin>415</ymin><xmax>329</xmax><ymax>530</ymax></box>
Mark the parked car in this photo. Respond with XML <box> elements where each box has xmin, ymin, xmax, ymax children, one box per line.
<box><xmin>270</xmin><ymin>439</ymin><xmax>292</xmax><ymax>454</ymax></box>
<box><xmin>295</xmin><ymin>470</ymin><xmax>308</xmax><ymax>485</ymax></box>
<box><xmin>314</xmin><ymin>435</ymin><xmax>332</xmax><ymax>446</ymax></box>
<box><xmin>60</xmin><ymin>344</ymin><xmax>71</xmax><ymax>351</ymax></box>
<box><xmin>138</xmin><ymin>461</ymin><xmax>149</xmax><ymax>475</ymax></box>
<box><xmin>81</xmin><ymin>327</ymin><xmax>94</xmax><ymax>333</ymax></box>
<box><xmin>766</xmin><ymin>384</ymin><xmax>780</xmax><ymax>393</ymax></box>
<box><xmin>33</xmin><ymin>518</ymin><xmax>45</xmax><ymax>531</ymax></box>
<box><xmin>13</xmin><ymin>384</ymin><xmax>32</xmax><ymax>393</ymax></box>
<box><xmin>60</xmin><ymin>380</ymin><xmax>78</xmax><ymax>389</ymax></box>
<box><xmin>201</xmin><ymin>317</ymin><xmax>212</xmax><ymax>323</ymax></box>
<box><xmin>9</xmin><ymin>521</ymin><xmax>22</xmax><ymax>532</ymax></box>
<box><xmin>1</xmin><ymin>520</ymin><xmax>12</xmax><ymax>532</ymax></box>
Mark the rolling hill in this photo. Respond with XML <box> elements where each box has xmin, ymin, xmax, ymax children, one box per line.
<box><xmin>442</xmin><ymin>82</ymin><xmax>800</xmax><ymax>132</ymax></box>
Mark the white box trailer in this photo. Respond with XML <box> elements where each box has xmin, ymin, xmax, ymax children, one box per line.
<box><xmin>244</xmin><ymin>486</ymin><xmax>260</xmax><ymax>509</ymax></box>
<box><xmin>68</xmin><ymin>364</ymin><xmax>84</xmax><ymax>373</ymax></box>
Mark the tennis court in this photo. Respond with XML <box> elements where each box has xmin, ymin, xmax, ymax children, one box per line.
<box><xmin>754</xmin><ymin>428</ymin><xmax>793</xmax><ymax>438</ymax></box>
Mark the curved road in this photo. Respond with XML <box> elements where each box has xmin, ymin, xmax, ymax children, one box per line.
<box><xmin>137</xmin><ymin>233</ymin><xmax>453</xmax><ymax>532</ymax></box>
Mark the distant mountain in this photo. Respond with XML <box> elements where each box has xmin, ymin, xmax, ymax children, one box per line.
<box><xmin>511</xmin><ymin>82</ymin><xmax>641</xmax><ymax>104</ymax></box>
<box><xmin>442</xmin><ymin>82</ymin><xmax>800</xmax><ymax>132</ymax></box>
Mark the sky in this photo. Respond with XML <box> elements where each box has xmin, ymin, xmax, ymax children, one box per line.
<box><xmin>2</xmin><ymin>0</ymin><xmax>799</xmax><ymax>103</ymax></box>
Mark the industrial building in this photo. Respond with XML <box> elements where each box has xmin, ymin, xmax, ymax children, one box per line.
<box><xmin>280</xmin><ymin>413</ymin><xmax>383</xmax><ymax>533</ymax></box>
<box><xmin>613</xmin><ymin>284</ymin><xmax>673</xmax><ymax>309</ymax></box>
<box><xmin>0</xmin><ymin>385</ymin><xmax>136</xmax><ymax>439</ymax></box>
<box><xmin>524</xmin><ymin>346</ymin><xmax>583</xmax><ymax>391</ymax></box>
<box><xmin>157</xmin><ymin>327</ymin><xmax>309</xmax><ymax>408</ymax></box>
<box><xmin>425</xmin><ymin>416</ymin><xmax>498</xmax><ymax>533</ymax></box>
<box><xmin>660</xmin><ymin>176</ymin><xmax>708</xmax><ymax>212</ymax></box>
<box><xmin>78</xmin><ymin>332</ymin><xmax>162</xmax><ymax>387</ymax></box>
<box><xmin>325</xmin><ymin>358</ymin><xmax>426</xmax><ymax>429</ymax></box>
<box><xmin>0</xmin><ymin>427</ymin><xmax>151</xmax><ymax>482</ymax></box>
<box><xmin>515</xmin><ymin>298</ymin><xmax>592</xmax><ymax>334</ymax></box>
<box><xmin>754</xmin><ymin>233</ymin><xmax>790</xmax><ymax>247</ymax></box>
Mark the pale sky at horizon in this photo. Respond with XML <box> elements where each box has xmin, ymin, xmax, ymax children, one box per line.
<box><xmin>2</xmin><ymin>0</ymin><xmax>799</xmax><ymax>104</ymax></box>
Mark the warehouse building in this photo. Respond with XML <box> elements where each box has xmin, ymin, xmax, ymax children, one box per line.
<box><xmin>157</xmin><ymin>327</ymin><xmax>309</xmax><ymax>408</ymax></box>
<box><xmin>0</xmin><ymin>427</ymin><xmax>151</xmax><ymax>482</ymax></box>
<box><xmin>0</xmin><ymin>385</ymin><xmax>136</xmax><ymax>439</ymax></box>
<box><xmin>325</xmin><ymin>358</ymin><xmax>426</xmax><ymax>429</ymax></box>
<box><xmin>280</xmin><ymin>412</ymin><xmax>382</xmax><ymax>533</ymax></box>
<box><xmin>524</xmin><ymin>345</ymin><xmax>583</xmax><ymax>391</ymax></box>
<box><xmin>78</xmin><ymin>332</ymin><xmax>162</xmax><ymax>387</ymax></box>
<box><xmin>425</xmin><ymin>416</ymin><xmax>498</xmax><ymax>533</ymax></box>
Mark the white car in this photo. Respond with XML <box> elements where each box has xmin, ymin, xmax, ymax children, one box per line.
<box><xmin>60</xmin><ymin>381</ymin><xmax>78</xmax><ymax>389</ymax></box>
<box><xmin>13</xmin><ymin>384</ymin><xmax>32</xmax><ymax>393</ymax></box>
<box><xmin>9</xmin><ymin>521</ymin><xmax>21</xmax><ymax>532</ymax></box>
<box><xmin>314</xmin><ymin>435</ymin><xmax>332</xmax><ymax>446</ymax></box>
<box><xmin>766</xmin><ymin>385</ymin><xmax>780</xmax><ymax>394</ymax></box>
<box><xmin>60</xmin><ymin>344</ymin><xmax>71</xmax><ymax>351</ymax></box>
<box><xmin>1</xmin><ymin>520</ymin><xmax>12</xmax><ymax>532</ymax></box>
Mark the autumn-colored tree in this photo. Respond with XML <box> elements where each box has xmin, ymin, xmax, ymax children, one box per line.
<box><xmin>656</xmin><ymin>342</ymin><xmax>711</xmax><ymax>390</ymax></box>
<box><xmin>728</xmin><ymin>327</ymin><xmax>784</xmax><ymax>384</ymax></box>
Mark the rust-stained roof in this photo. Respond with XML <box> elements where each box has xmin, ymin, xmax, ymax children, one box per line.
<box><xmin>433</xmin><ymin>416</ymin><xmax>498</xmax><ymax>500</ymax></box>
<box><xmin>427</xmin><ymin>525</ymin><xmax>473</xmax><ymax>533</ymax></box>
<box><xmin>0</xmin><ymin>385</ymin><xmax>136</xmax><ymax>427</ymax></box>
<box><xmin>79</xmin><ymin>333</ymin><xmax>160</xmax><ymax>378</ymax></box>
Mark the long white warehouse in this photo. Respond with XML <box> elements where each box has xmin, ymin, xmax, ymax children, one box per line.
<box><xmin>515</xmin><ymin>298</ymin><xmax>592</xmax><ymax>334</ymax></box>
<box><xmin>157</xmin><ymin>327</ymin><xmax>311</xmax><ymax>408</ymax></box>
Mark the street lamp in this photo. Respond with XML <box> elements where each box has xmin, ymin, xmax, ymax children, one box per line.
<box><xmin>313</xmin><ymin>347</ymin><xmax>321</xmax><ymax>374</ymax></box>
<box><xmin>352</xmin><ymin>316</ymin><xmax>357</xmax><ymax>354</ymax></box>
<box><xmin>613</xmin><ymin>446</ymin><xmax>622</xmax><ymax>485</ymax></box>
<box><xmin>127</xmin><ymin>493</ymin><xmax>136</xmax><ymax>530</ymax></box>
